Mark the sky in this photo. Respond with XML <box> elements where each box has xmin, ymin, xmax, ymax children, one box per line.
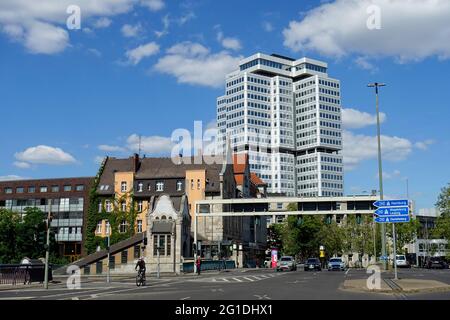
<box><xmin>0</xmin><ymin>0</ymin><xmax>449</xmax><ymax>210</ymax></box>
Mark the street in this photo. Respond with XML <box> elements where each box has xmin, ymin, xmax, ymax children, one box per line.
<box><xmin>1</xmin><ymin>268</ymin><xmax>450</xmax><ymax>300</ymax></box>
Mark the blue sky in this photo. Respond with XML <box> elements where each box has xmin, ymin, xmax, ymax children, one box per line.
<box><xmin>0</xmin><ymin>0</ymin><xmax>449</xmax><ymax>210</ymax></box>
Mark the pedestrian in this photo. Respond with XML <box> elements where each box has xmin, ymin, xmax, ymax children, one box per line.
<box><xmin>196</xmin><ymin>257</ymin><xmax>201</xmax><ymax>275</ymax></box>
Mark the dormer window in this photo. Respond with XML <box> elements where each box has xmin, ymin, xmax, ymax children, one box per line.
<box><xmin>121</xmin><ymin>181</ymin><xmax>127</xmax><ymax>192</ymax></box>
<box><xmin>137</xmin><ymin>182</ymin><xmax>143</xmax><ymax>192</ymax></box>
<box><xmin>176</xmin><ymin>180</ymin><xmax>183</xmax><ymax>191</ymax></box>
<box><xmin>156</xmin><ymin>181</ymin><xmax>164</xmax><ymax>192</ymax></box>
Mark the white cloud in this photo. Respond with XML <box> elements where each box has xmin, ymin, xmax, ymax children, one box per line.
<box><xmin>0</xmin><ymin>175</ymin><xmax>28</xmax><ymax>181</ymax></box>
<box><xmin>283</xmin><ymin>0</ymin><xmax>450</xmax><ymax>62</ymax></box>
<box><xmin>93</xmin><ymin>17</ymin><xmax>112</xmax><ymax>28</ymax></box>
<box><xmin>121</xmin><ymin>23</ymin><xmax>142</xmax><ymax>37</ymax></box>
<box><xmin>140</xmin><ymin>0</ymin><xmax>165</xmax><ymax>11</ymax></box>
<box><xmin>154</xmin><ymin>14</ymin><xmax>170</xmax><ymax>38</ymax></box>
<box><xmin>126</xmin><ymin>134</ymin><xmax>174</xmax><ymax>154</ymax></box>
<box><xmin>415</xmin><ymin>139</ymin><xmax>435</xmax><ymax>150</ymax></box>
<box><xmin>342</xmin><ymin>108</ymin><xmax>386</xmax><ymax>129</ymax></box>
<box><xmin>262</xmin><ymin>21</ymin><xmax>274</xmax><ymax>32</ymax></box>
<box><xmin>343</xmin><ymin>130</ymin><xmax>413</xmax><ymax>170</ymax></box>
<box><xmin>125</xmin><ymin>42</ymin><xmax>160</xmax><ymax>65</ymax></box>
<box><xmin>87</xmin><ymin>48</ymin><xmax>102</xmax><ymax>57</ymax></box>
<box><xmin>216</xmin><ymin>30</ymin><xmax>242</xmax><ymax>51</ymax></box>
<box><xmin>154</xmin><ymin>42</ymin><xmax>242</xmax><ymax>88</ymax></box>
<box><xmin>13</xmin><ymin>161</ymin><xmax>31</xmax><ymax>169</ymax></box>
<box><xmin>98</xmin><ymin>145</ymin><xmax>127</xmax><ymax>152</ymax></box>
<box><xmin>14</xmin><ymin>145</ymin><xmax>76</xmax><ymax>166</ymax></box>
<box><xmin>0</xmin><ymin>0</ymin><xmax>135</xmax><ymax>54</ymax></box>
<box><xmin>177</xmin><ymin>12</ymin><xmax>195</xmax><ymax>25</ymax></box>
<box><xmin>354</xmin><ymin>56</ymin><xmax>378</xmax><ymax>72</ymax></box>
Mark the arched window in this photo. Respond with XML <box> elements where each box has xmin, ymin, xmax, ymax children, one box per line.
<box><xmin>161</xmin><ymin>215</ymin><xmax>167</xmax><ymax>220</ymax></box>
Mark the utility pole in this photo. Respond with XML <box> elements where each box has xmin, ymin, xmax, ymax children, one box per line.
<box><xmin>368</xmin><ymin>82</ymin><xmax>387</xmax><ymax>270</ymax></box>
<box><xmin>44</xmin><ymin>203</ymin><xmax>52</xmax><ymax>289</ymax></box>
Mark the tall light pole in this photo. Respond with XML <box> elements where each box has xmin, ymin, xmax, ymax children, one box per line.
<box><xmin>44</xmin><ymin>203</ymin><xmax>52</xmax><ymax>289</ymax></box>
<box><xmin>368</xmin><ymin>82</ymin><xmax>387</xmax><ymax>270</ymax></box>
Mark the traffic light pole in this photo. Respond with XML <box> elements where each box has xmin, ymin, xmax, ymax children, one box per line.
<box><xmin>44</xmin><ymin>205</ymin><xmax>51</xmax><ymax>289</ymax></box>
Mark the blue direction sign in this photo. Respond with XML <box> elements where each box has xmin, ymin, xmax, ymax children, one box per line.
<box><xmin>375</xmin><ymin>206</ymin><xmax>409</xmax><ymax>216</ymax></box>
<box><xmin>374</xmin><ymin>215</ymin><xmax>410</xmax><ymax>223</ymax></box>
<box><xmin>373</xmin><ymin>199</ymin><xmax>408</xmax><ymax>207</ymax></box>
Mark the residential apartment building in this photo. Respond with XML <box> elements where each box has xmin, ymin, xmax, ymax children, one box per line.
<box><xmin>217</xmin><ymin>53</ymin><xmax>344</xmax><ymax>197</ymax></box>
<box><xmin>0</xmin><ymin>177</ymin><xmax>94</xmax><ymax>260</ymax></box>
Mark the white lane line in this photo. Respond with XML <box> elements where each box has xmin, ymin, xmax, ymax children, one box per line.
<box><xmin>243</xmin><ymin>277</ymin><xmax>255</xmax><ymax>282</ymax></box>
<box><xmin>221</xmin><ymin>278</ymin><xmax>229</xmax><ymax>282</ymax></box>
<box><xmin>232</xmin><ymin>278</ymin><xmax>243</xmax><ymax>282</ymax></box>
<box><xmin>251</xmin><ymin>276</ymin><xmax>262</xmax><ymax>280</ymax></box>
<box><xmin>71</xmin><ymin>297</ymin><xmax>79</xmax><ymax>300</ymax></box>
<box><xmin>180</xmin><ymin>296</ymin><xmax>190</xmax><ymax>300</ymax></box>
<box><xmin>260</xmin><ymin>275</ymin><xmax>269</xmax><ymax>278</ymax></box>
<box><xmin>345</xmin><ymin>269</ymin><xmax>350</xmax><ymax>275</ymax></box>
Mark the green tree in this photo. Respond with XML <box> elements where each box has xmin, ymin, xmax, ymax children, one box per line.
<box><xmin>386</xmin><ymin>219</ymin><xmax>420</xmax><ymax>254</ymax></box>
<box><xmin>283</xmin><ymin>215</ymin><xmax>323</xmax><ymax>259</ymax></box>
<box><xmin>433</xmin><ymin>183</ymin><xmax>450</xmax><ymax>240</ymax></box>
<box><xmin>317</xmin><ymin>221</ymin><xmax>346</xmax><ymax>258</ymax></box>
<box><xmin>0</xmin><ymin>209</ymin><xmax>20</xmax><ymax>263</ymax></box>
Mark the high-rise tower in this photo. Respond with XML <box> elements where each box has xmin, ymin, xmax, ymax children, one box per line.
<box><xmin>217</xmin><ymin>53</ymin><xmax>343</xmax><ymax>197</ymax></box>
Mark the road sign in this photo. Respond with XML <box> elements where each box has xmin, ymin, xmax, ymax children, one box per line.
<box><xmin>373</xmin><ymin>199</ymin><xmax>408</xmax><ymax>207</ymax></box>
<box><xmin>374</xmin><ymin>215</ymin><xmax>410</xmax><ymax>223</ymax></box>
<box><xmin>375</xmin><ymin>206</ymin><xmax>409</xmax><ymax>216</ymax></box>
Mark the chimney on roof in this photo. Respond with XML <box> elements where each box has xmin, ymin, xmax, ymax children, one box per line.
<box><xmin>133</xmin><ymin>153</ymin><xmax>140</xmax><ymax>173</ymax></box>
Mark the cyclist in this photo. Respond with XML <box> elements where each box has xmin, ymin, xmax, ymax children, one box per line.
<box><xmin>135</xmin><ymin>257</ymin><xmax>146</xmax><ymax>280</ymax></box>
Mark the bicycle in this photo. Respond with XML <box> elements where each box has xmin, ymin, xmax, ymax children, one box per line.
<box><xmin>136</xmin><ymin>269</ymin><xmax>146</xmax><ymax>287</ymax></box>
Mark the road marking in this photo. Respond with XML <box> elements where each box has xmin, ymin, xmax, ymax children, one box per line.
<box><xmin>260</xmin><ymin>275</ymin><xmax>269</xmax><ymax>278</ymax></box>
<box><xmin>71</xmin><ymin>297</ymin><xmax>79</xmax><ymax>300</ymax></box>
<box><xmin>251</xmin><ymin>276</ymin><xmax>262</xmax><ymax>280</ymax></box>
<box><xmin>243</xmin><ymin>277</ymin><xmax>255</xmax><ymax>282</ymax></box>
<box><xmin>232</xmin><ymin>278</ymin><xmax>243</xmax><ymax>282</ymax></box>
<box><xmin>254</xmin><ymin>294</ymin><xmax>271</xmax><ymax>300</ymax></box>
<box><xmin>345</xmin><ymin>269</ymin><xmax>350</xmax><ymax>275</ymax></box>
<box><xmin>221</xmin><ymin>278</ymin><xmax>229</xmax><ymax>282</ymax></box>
<box><xmin>180</xmin><ymin>296</ymin><xmax>190</xmax><ymax>300</ymax></box>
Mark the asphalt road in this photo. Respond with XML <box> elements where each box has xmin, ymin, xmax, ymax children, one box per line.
<box><xmin>1</xmin><ymin>267</ymin><xmax>449</xmax><ymax>300</ymax></box>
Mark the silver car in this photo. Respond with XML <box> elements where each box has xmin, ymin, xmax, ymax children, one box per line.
<box><xmin>277</xmin><ymin>256</ymin><xmax>297</xmax><ymax>271</ymax></box>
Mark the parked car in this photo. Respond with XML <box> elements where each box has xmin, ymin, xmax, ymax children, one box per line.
<box><xmin>395</xmin><ymin>255</ymin><xmax>411</xmax><ymax>268</ymax></box>
<box><xmin>425</xmin><ymin>257</ymin><xmax>449</xmax><ymax>269</ymax></box>
<box><xmin>277</xmin><ymin>256</ymin><xmax>297</xmax><ymax>271</ymax></box>
<box><xmin>328</xmin><ymin>257</ymin><xmax>346</xmax><ymax>271</ymax></box>
<box><xmin>304</xmin><ymin>258</ymin><xmax>321</xmax><ymax>271</ymax></box>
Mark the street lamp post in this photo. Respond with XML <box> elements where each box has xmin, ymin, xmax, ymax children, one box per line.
<box><xmin>368</xmin><ymin>82</ymin><xmax>387</xmax><ymax>270</ymax></box>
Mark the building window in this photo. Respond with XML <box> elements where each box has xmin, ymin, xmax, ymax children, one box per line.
<box><xmin>121</xmin><ymin>181</ymin><xmax>127</xmax><ymax>192</ymax></box>
<box><xmin>190</xmin><ymin>179</ymin><xmax>194</xmax><ymax>190</ymax></box>
<box><xmin>137</xmin><ymin>220</ymin><xmax>143</xmax><ymax>233</ymax></box>
<box><xmin>98</xmin><ymin>201</ymin><xmax>102</xmax><ymax>213</ymax></box>
<box><xmin>148</xmin><ymin>184</ymin><xmax>151</xmax><ymax>191</ymax></box>
<box><xmin>156</xmin><ymin>181</ymin><xmax>164</xmax><ymax>192</ymax></box>
<box><xmin>121</xmin><ymin>250</ymin><xmax>128</xmax><ymax>264</ymax></box>
<box><xmin>105</xmin><ymin>222</ymin><xmax>110</xmax><ymax>235</ymax></box>
<box><xmin>137</xmin><ymin>182</ymin><xmax>143</xmax><ymax>192</ymax></box>
<box><xmin>153</xmin><ymin>235</ymin><xmax>158</xmax><ymax>256</ymax></box>
<box><xmin>75</xmin><ymin>185</ymin><xmax>84</xmax><ymax>191</ymax></box>
<box><xmin>176</xmin><ymin>180</ymin><xmax>183</xmax><ymax>191</ymax></box>
<box><xmin>105</xmin><ymin>200</ymin><xmax>112</xmax><ymax>212</ymax></box>
<box><xmin>64</xmin><ymin>185</ymin><xmax>72</xmax><ymax>192</ymax></box>
<box><xmin>96</xmin><ymin>221</ymin><xmax>102</xmax><ymax>234</ymax></box>
<box><xmin>138</xmin><ymin>201</ymin><xmax>143</xmax><ymax>212</ymax></box>
<box><xmin>197</xmin><ymin>179</ymin><xmax>201</xmax><ymax>190</ymax></box>
<box><xmin>51</xmin><ymin>185</ymin><xmax>59</xmax><ymax>192</ymax></box>
<box><xmin>166</xmin><ymin>235</ymin><xmax>171</xmax><ymax>256</ymax></box>
<box><xmin>134</xmin><ymin>245</ymin><xmax>141</xmax><ymax>259</ymax></box>
<box><xmin>40</xmin><ymin>186</ymin><xmax>48</xmax><ymax>193</ymax></box>
<box><xmin>28</xmin><ymin>186</ymin><xmax>35</xmax><ymax>193</ymax></box>
<box><xmin>119</xmin><ymin>220</ymin><xmax>127</xmax><ymax>233</ymax></box>
<box><xmin>121</xmin><ymin>202</ymin><xmax>126</xmax><ymax>212</ymax></box>
<box><xmin>4</xmin><ymin>187</ymin><xmax>12</xmax><ymax>194</ymax></box>
<box><xmin>16</xmin><ymin>187</ymin><xmax>24</xmax><ymax>193</ymax></box>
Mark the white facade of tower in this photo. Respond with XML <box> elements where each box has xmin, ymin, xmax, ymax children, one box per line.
<box><xmin>217</xmin><ymin>53</ymin><xmax>343</xmax><ymax>197</ymax></box>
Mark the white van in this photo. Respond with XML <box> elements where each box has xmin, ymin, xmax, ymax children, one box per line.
<box><xmin>395</xmin><ymin>255</ymin><xmax>410</xmax><ymax>268</ymax></box>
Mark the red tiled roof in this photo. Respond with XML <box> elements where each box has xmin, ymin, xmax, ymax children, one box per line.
<box><xmin>235</xmin><ymin>174</ymin><xmax>244</xmax><ymax>186</ymax></box>
<box><xmin>251</xmin><ymin>173</ymin><xmax>266</xmax><ymax>186</ymax></box>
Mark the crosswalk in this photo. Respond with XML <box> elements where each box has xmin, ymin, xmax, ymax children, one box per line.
<box><xmin>189</xmin><ymin>273</ymin><xmax>284</xmax><ymax>283</ymax></box>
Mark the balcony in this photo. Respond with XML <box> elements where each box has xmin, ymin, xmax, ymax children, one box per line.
<box><xmin>50</xmin><ymin>219</ymin><xmax>83</xmax><ymax>227</ymax></box>
<box><xmin>55</xmin><ymin>233</ymin><xmax>82</xmax><ymax>242</ymax></box>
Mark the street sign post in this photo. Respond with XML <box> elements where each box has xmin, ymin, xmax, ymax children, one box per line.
<box><xmin>373</xmin><ymin>199</ymin><xmax>411</xmax><ymax>281</ymax></box>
